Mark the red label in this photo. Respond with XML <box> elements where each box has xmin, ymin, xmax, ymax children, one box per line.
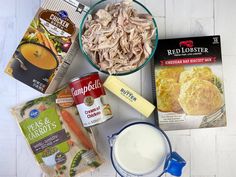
<box><xmin>69</xmin><ymin>73</ymin><xmax>106</xmax><ymax>104</ymax></box>
<box><xmin>160</xmin><ymin>57</ymin><xmax>216</xmax><ymax>66</ymax></box>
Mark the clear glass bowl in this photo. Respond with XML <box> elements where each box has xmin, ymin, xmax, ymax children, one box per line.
<box><xmin>78</xmin><ymin>0</ymin><xmax>158</xmax><ymax>76</ymax></box>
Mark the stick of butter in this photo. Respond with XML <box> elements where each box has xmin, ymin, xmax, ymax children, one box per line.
<box><xmin>103</xmin><ymin>76</ymin><xmax>156</xmax><ymax>118</ymax></box>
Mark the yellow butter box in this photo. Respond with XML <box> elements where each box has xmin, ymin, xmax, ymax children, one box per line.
<box><xmin>104</xmin><ymin>76</ymin><xmax>155</xmax><ymax>118</ymax></box>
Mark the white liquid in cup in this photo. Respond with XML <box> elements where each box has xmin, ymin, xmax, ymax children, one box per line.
<box><xmin>113</xmin><ymin>124</ymin><xmax>169</xmax><ymax>175</ymax></box>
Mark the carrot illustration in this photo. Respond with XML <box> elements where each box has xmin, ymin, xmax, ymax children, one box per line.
<box><xmin>36</xmin><ymin>32</ymin><xmax>44</xmax><ymax>44</ymax></box>
<box><xmin>47</xmin><ymin>38</ymin><xmax>58</xmax><ymax>56</ymax></box>
<box><xmin>61</xmin><ymin>109</ymin><xmax>93</xmax><ymax>150</ymax></box>
<box><xmin>40</xmin><ymin>33</ymin><xmax>50</xmax><ymax>49</ymax></box>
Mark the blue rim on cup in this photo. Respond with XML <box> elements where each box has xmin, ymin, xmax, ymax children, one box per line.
<box><xmin>108</xmin><ymin>122</ymin><xmax>186</xmax><ymax>177</ymax></box>
<box><xmin>78</xmin><ymin>0</ymin><xmax>159</xmax><ymax>76</ymax></box>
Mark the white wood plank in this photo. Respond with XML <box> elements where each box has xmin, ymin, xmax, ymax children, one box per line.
<box><xmin>215</xmin><ymin>0</ymin><xmax>236</xmax><ymax>55</ymax></box>
<box><xmin>166</xmin><ymin>130</ymin><xmax>191</xmax><ymax>136</ymax></box>
<box><xmin>0</xmin><ymin>0</ymin><xmax>15</xmax><ymax>18</ymax></box>
<box><xmin>165</xmin><ymin>136</ymin><xmax>191</xmax><ymax>177</ymax></box>
<box><xmin>190</xmin><ymin>18</ymin><xmax>214</xmax><ymax>36</ymax></box>
<box><xmin>166</xmin><ymin>0</ymin><xmax>214</xmax><ymax>38</ymax></box>
<box><xmin>190</xmin><ymin>0</ymin><xmax>214</xmax><ymax>18</ymax></box>
<box><xmin>142</xmin><ymin>0</ymin><xmax>165</xmax><ymax>17</ymax></box>
<box><xmin>156</xmin><ymin>17</ymin><xmax>166</xmax><ymax>40</ymax></box>
<box><xmin>16</xmin><ymin>136</ymin><xmax>42</xmax><ymax>177</ymax></box>
<box><xmin>192</xmin><ymin>176</ymin><xmax>216</xmax><ymax>177</ymax></box>
<box><xmin>166</xmin><ymin>0</ymin><xmax>192</xmax><ymax>38</ymax></box>
<box><xmin>216</xmin><ymin>55</ymin><xmax>236</xmax><ymax>136</ymax></box>
<box><xmin>90</xmin><ymin>162</ymin><xmax>116</xmax><ymax>177</ymax></box>
<box><xmin>15</xmin><ymin>0</ymin><xmax>40</xmax><ymax>41</ymax></box>
<box><xmin>0</xmin><ymin>137</ymin><xmax>16</xmax><ymax>176</ymax></box>
<box><xmin>191</xmin><ymin>129</ymin><xmax>217</xmax><ymax>176</ymax></box>
<box><xmin>216</xmin><ymin>135</ymin><xmax>236</xmax><ymax>177</ymax></box>
<box><xmin>0</xmin><ymin>2</ymin><xmax>18</xmax><ymax>177</ymax></box>
<box><xmin>0</xmin><ymin>20</ymin><xmax>17</xmax><ymax>141</ymax></box>
<box><xmin>0</xmin><ymin>18</ymin><xmax>18</xmax><ymax>139</ymax></box>
<box><xmin>0</xmin><ymin>18</ymin><xmax>17</xmax><ymax>94</ymax></box>
<box><xmin>0</xmin><ymin>96</ymin><xmax>18</xmax><ymax>137</ymax></box>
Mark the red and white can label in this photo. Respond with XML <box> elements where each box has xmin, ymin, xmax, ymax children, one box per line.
<box><xmin>70</xmin><ymin>73</ymin><xmax>112</xmax><ymax>127</ymax></box>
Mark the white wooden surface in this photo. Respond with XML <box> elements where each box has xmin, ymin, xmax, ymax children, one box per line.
<box><xmin>0</xmin><ymin>0</ymin><xmax>236</xmax><ymax>177</ymax></box>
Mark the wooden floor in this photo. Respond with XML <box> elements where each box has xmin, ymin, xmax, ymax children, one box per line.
<box><xmin>1</xmin><ymin>0</ymin><xmax>236</xmax><ymax>176</ymax></box>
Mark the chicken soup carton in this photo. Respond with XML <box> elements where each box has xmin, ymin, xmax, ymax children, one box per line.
<box><xmin>5</xmin><ymin>0</ymin><xmax>89</xmax><ymax>93</ymax></box>
<box><xmin>153</xmin><ymin>36</ymin><xmax>227</xmax><ymax>130</ymax></box>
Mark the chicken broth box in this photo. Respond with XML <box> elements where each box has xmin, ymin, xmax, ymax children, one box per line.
<box><xmin>153</xmin><ymin>35</ymin><xmax>227</xmax><ymax>130</ymax></box>
<box><xmin>5</xmin><ymin>0</ymin><xmax>89</xmax><ymax>93</ymax></box>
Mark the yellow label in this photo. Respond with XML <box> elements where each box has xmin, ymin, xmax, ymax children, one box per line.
<box><xmin>104</xmin><ymin>76</ymin><xmax>156</xmax><ymax>118</ymax></box>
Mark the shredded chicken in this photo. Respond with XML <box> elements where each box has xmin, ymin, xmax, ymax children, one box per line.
<box><xmin>82</xmin><ymin>0</ymin><xmax>156</xmax><ymax>74</ymax></box>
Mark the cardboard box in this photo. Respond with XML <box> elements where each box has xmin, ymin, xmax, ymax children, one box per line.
<box><xmin>5</xmin><ymin>0</ymin><xmax>89</xmax><ymax>93</ymax></box>
<box><xmin>153</xmin><ymin>36</ymin><xmax>227</xmax><ymax>130</ymax></box>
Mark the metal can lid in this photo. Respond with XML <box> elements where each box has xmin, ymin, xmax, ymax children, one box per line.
<box><xmin>70</xmin><ymin>72</ymin><xmax>99</xmax><ymax>83</ymax></box>
<box><xmin>70</xmin><ymin>77</ymin><xmax>80</xmax><ymax>83</ymax></box>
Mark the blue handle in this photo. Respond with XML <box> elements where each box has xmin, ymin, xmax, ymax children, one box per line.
<box><xmin>164</xmin><ymin>152</ymin><xmax>186</xmax><ymax>177</ymax></box>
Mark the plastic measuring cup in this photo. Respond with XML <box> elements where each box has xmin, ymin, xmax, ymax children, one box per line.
<box><xmin>108</xmin><ymin>122</ymin><xmax>186</xmax><ymax>177</ymax></box>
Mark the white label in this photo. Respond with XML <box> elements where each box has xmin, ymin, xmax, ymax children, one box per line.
<box><xmin>40</xmin><ymin>19</ymin><xmax>72</xmax><ymax>37</ymax></box>
<box><xmin>76</xmin><ymin>97</ymin><xmax>112</xmax><ymax>127</ymax></box>
<box><xmin>56</xmin><ymin>98</ymin><xmax>74</xmax><ymax>104</ymax></box>
<box><xmin>159</xmin><ymin>112</ymin><xmax>186</xmax><ymax>124</ymax></box>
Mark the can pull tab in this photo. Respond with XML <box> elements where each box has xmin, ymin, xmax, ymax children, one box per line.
<box><xmin>164</xmin><ymin>152</ymin><xmax>186</xmax><ymax>177</ymax></box>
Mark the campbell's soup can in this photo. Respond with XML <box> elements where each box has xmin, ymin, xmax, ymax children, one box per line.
<box><xmin>69</xmin><ymin>72</ymin><xmax>113</xmax><ymax>127</ymax></box>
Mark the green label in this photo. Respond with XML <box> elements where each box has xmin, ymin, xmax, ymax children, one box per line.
<box><xmin>20</xmin><ymin>107</ymin><xmax>69</xmax><ymax>164</ymax></box>
<box><xmin>20</xmin><ymin>108</ymin><xmax>61</xmax><ymax>143</ymax></box>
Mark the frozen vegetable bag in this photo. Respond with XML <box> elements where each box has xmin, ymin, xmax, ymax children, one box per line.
<box><xmin>11</xmin><ymin>86</ymin><xmax>104</xmax><ymax>177</ymax></box>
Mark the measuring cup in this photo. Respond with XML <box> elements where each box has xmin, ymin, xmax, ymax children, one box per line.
<box><xmin>108</xmin><ymin>122</ymin><xmax>186</xmax><ymax>177</ymax></box>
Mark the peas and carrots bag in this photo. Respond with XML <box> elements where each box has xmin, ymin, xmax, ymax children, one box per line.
<box><xmin>11</xmin><ymin>86</ymin><xmax>104</xmax><ymax>177</ymax></box>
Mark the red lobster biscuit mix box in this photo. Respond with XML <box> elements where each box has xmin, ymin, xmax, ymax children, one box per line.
<box><xmin>153</xmin><ymin>36</ymin><xmax>226</xmax><ymax>130</ymax></box>
<box><xmin>5</xmin><ymin>0</ymin><xmax>89</xmax><ymax>93</ymax></box>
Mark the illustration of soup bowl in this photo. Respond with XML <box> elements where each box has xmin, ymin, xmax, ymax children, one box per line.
<box><xmin>11</xmin><ymin>42</ymin><xmax>58</xmax><ymax>92</ymax></box>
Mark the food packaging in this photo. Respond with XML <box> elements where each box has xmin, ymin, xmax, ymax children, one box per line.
<box><xmin>69</xmin><ymin>72</ymin><xmax>113</xmax><ymax>127</ymax></box>
<box><xmin>153</xmin><ymin>35</ymin><xmax>227</xmax><ymax>130</ymax></box>
<box><xmin>104</xmin><ymin>76</ymin><xmax>155</xmax><ymax>118</ymax></box>
<box><xmin>11</xmin><ymin>86</ymin><xmax>104</xmax><ymax>177</ymax></box>
<box><xmin>5</xmin><ymin>0</ymin><xmax>89</xmax><ymax>93</ymax></box>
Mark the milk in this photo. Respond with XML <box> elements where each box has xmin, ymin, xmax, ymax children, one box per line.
<box><xmin>113</xmin><ymin>124</ymin><xmax>169</xmax><ymax>175</ymax></box>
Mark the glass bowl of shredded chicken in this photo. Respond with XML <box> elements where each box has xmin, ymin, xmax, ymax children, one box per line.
<box><xmin>79</xmin><ymin>0</ymin><xmax>158</xmax><ymax>75</ymax></box>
